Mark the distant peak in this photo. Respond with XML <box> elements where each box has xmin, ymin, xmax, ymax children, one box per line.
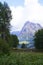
<box><xmin>24</xmin><ymin>21</ymin><xmax>42</xmax><ymax>26</ymax></box>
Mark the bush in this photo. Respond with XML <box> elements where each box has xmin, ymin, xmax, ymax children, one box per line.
<box><xmin>0</xmin><ymin>38</ymin><xmax>10</xmax><ymax>55</ymax></box>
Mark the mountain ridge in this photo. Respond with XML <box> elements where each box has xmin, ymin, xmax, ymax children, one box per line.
<box><xmin>18</xmin><ymin>21</ymin><xmax>42</xmax><ymax>42</ymax></box>
<box><xmin>11</xmin><ymin>21</ymin><xmax>42</xmax><ymax>36</ymax></box>
<box><xmin>11</xmin><ymin>21</ymin><xmax>42</xmax><ymax>48</ymax></box>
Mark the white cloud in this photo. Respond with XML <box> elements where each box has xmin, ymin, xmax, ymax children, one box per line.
<box><xmin>24</xmin><ymin>0</ymin><xmax>43</xmax><ymax>23</ymax></box>
<box><xmin>10</xmin><ymin>0</ymin><xmax>43</xmax><ymax>31</ymax></box>
<box><xmin>10</xmin><ymin>6</ymin><xmax>24</xmax><ymax>31</ymax></box>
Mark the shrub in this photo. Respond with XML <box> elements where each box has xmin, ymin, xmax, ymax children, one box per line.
<box><xmin>0</xmin><ymin>38</ymin><xmax>10</xmax><ymax>55</ymax></box>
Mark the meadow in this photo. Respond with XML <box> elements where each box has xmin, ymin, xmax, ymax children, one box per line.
<box><xmin>0</xmin><ymin>51</ymin><xmax>43</xmax><ymax>65</ymax></box>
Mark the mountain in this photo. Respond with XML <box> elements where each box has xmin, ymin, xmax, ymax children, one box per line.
<box><xmin>11</xmin><ymin>21</ymin><xmax>42</xmax><ymax>48</ymax></box>
<box><xmin>18</xmin><ymin>21</ymin><xmax>42</xmax><ymax>45</ymax></box>
<box><xmin>10</xmin><ymin>31</ymin><xmax>20</xmax><ymax>36</ymax></box>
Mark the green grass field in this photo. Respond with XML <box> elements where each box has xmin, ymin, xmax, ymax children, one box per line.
<box><xmin>0</xmin><ymin>52</ymin><xmax>43</xmax><ymax>65</ymax></box>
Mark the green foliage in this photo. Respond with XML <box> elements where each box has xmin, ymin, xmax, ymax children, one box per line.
<box><xmin>11</xmin><ymin>35</ymin><xmax>19</xmax><ymax>48</ymax></box>
<box><xmin>21</xmin><ymin>43</ymin><xmax>26</xmax><ymax>48</ymax></box>
<box><xmin>0</xmin><ymin>38</ymin><xmax>10</xmax><ymax>55</ymax></box>
<box><xmin>0</xmin><ymin>2</ymin><xmax>12</xmax><ymax>55</ymax></box>
<box><xmin>34</xmin><ymin>29</ymin><xmax>43</xmax><ymax>49</ymax></box>
<box><xmin>0</xmin><ymin>52</ymin><xmax>43</xmax><ymax>65</ymax></box>
<box><xmin>0</xmin><ymin>2</ymin><xmax>12</xmax><ymax>39</ymax></box>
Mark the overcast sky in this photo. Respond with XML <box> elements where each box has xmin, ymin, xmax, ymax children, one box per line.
<box><xmin>0</xmin><ymin>0</ymin><xmax>43</xmax><ymax>31</ymax></box>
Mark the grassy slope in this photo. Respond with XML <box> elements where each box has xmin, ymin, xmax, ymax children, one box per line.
<box><xmin>0</xmin><ymin>52</ymin><xmax>43</xmax><ymax>65</ymax></box>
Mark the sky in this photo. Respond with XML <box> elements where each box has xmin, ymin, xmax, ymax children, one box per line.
<box><xmin>0</xmin><ymin>0</ymin><xmax>43</xmax><ymax>31</ymax></box>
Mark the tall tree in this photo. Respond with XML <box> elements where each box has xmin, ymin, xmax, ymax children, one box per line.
<box><xmin>0</xmin><ymin>2</ymin><xmax>12</xmax><ymax>39</ymax></box>
<box><xmin>11</xmin><ymin>35</ymin><xmax>19</xmax><ymax>48</ymax></box>
<box><xmin>34</xmin><ymin>29</ymin><xmax>43</xmax><ymax>49</ymax></box>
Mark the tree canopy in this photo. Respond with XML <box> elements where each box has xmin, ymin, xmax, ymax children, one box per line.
<box><xmin>34</xmin><ymin>29</ymin><xmax>43</xmax><ymax>49</ymax></box>
<box><xmin>11</xmin><ymin>35</ymin><xmax>19</xmax><ymax>48</ymax></box>
<box><xmin>0</xmin><ymin>2</ymin><xmax>12</xmax><ymax>39</ymax></box>
<box><xmin>0</xmin><ymin>2</ymin><xmax>12</xmax><ymax>55</ymax></box>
